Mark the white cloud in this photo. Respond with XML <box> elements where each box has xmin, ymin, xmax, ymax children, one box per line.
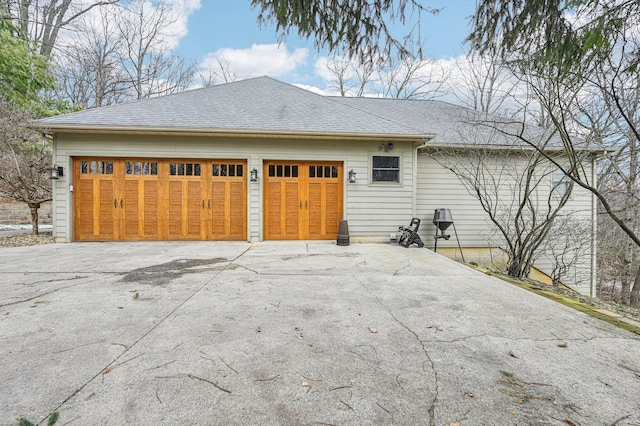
<box><xmin>291</xmin><ymin>83</ymin><xmax>331</xmax><ymax>96</ymax></box>
<box><xmin>200</xmin><ymin>44</ymin><xmax>309</xmax><ymax>79</ymax></box>
<box><xmin>56</xmin><ymin>0</ymin><xmax>201</xmax><ymax>54</ymax></box>
<box><xmin>161</xmin><ymin>0</ymin><xmax>203</xmax><ymax>49</ymax></box>
<box><xmin>313</xmin><ymin>56</ymin><xmax>339</xmax><ymax>83</ymax></box>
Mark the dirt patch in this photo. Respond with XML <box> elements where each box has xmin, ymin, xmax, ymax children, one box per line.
<box><xmin>120</xmin><ymin>258</ymin><xmax>228</xmax><ymax>285</ymax></box>
<box><xmin>0</xmin><ymin>232</ymin><xmax>54</xmax><ymax>247</ymax></box>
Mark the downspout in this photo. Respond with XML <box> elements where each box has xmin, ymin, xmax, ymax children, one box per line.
<box><xmin>591</xmin><ymin>154</ymin><xmax>597</xmax><ymax>298</ymax></box>
<box><xmin>412</xmin><ymin>142</ymin><xmax>418</xmax><ymax>217</ymax></box>
<box><xmin>47</xmin><ymin>133</ymin><xmax>59</xmax><ymax>242</ymax></box>
<box><xmin>413</xmin><ymin>138</ymin><xmax>433</xmax><ymax>218</ymax></box>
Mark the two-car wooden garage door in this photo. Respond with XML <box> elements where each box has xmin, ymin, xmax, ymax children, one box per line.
<box><xmin>73</xmin><ymin>158</ymin><xmax>343</xmax><ymax>241</ymax></box>
<box><xmin>73</xmin><ymin>158</ymin><xmax>246</xmax><ymax>241</ymax></box>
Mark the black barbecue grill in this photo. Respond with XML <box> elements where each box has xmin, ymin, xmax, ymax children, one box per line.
<box><xmin>432</xmin><ymin>208</ymin><xmax>465</xmax><ymax>262</ymax></box>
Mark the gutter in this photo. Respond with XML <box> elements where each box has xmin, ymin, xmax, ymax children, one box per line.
<box><xmin>416</xmin><ymin>141</ymin><xmax>602</xmax><ymax>154</ymax></box>
<box><xmin>591</xmin><ymin>154</ymin><xmax>598</xmax><ymax>298</ymax></box>
<box><xmin>39</xmin><ymin>124</ymin><xmax>431</xmax><ymax>142</ymax></box>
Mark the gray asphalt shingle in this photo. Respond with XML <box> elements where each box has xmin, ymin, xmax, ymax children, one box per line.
<box><xmin>40</xmin><ymin>76</ymin><xmax>565</xmax><ymax>149</ymax></box>
<box><xmin>330</xmin><ymin>96</ymin><xmax>557</xmax><ymax>148</ymax></box>
<box><xmin>40</xmin><ymin>76</ymin><xmax>423</xmax><ymax>137</ymax></box>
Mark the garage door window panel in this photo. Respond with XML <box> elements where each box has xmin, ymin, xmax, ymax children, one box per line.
<box><xmin>126</xmin><ymin>161</ymin><xmax>158</xmax><ymax>176</ymax></box>
<box><xmin>81</xmin><ymin>160</ymin><xmax>113</xmax><ymax>175</ymax></box>
<box><xmin>170</xmin><ymin>162</ymin><xmax>201</xmax><ymax>176</ymax></box>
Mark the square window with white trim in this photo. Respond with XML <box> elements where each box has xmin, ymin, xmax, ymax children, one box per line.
<box><xmin>371</xmin><ymin>155</ymin><xmax>400</xmax><ymax>183</ymax></box>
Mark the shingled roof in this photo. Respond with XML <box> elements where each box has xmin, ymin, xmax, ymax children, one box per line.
<box><xmin>330</xmin><ymin>96</ymin><xmax>558</xmax><ymax>148</ymax></box>
<box><xmin>40</xmin><ymin>76</ymin><xmax>567</xmax><ymax>149</ymax></box>
<box><xmin>40</xmin><ymin>76</ymin><xmax>430</xmax><ymax>139</ymax></box>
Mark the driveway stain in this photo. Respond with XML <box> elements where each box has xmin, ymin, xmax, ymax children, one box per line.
<box><xmin>120</xmin><ymin>258</ymin><xmax>228</xmax><ymax>285</ymax></box>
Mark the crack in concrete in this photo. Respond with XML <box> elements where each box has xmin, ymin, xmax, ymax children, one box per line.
<box><xmin>3</xmin><ymin>274</ymin><xmax>89</xmax><ymax>287</ymax></box>
<box><xmin>353</xmin><ymin>275</ymin><xmax>439</xmax><ymax>426</ymax></box>
<box><xmin>0</xmin><ymin>275</ymin><xmax>110</xmax><ymax>308</ymax></box>
<box><xmin>232</xmin><ymin>264</ymin><xmax>260</xmax><ymax>274</ymax></box>
<box><xmin>393</xmin><ymin>260</ymin><xmax>412</xmax><ymax>276</ymax></box>
<box><xmin>39</xmin><ymin>247</ymin><xmax>252</xmax><ymax>425</ymax></box>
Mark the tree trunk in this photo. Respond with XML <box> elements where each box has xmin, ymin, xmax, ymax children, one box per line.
<box><xmin>630</xmin><ymin>266</ymin><xmax>640</xmax><ymax>308</ymax></box>
<box><xmin>620</xmin><ymin>278</ymin><xmax>631</xmax><ymax>305</ymax></box>
<box><xmin>28</xmin><ymin>203</ymin><xmax>40</xmax><ymax>235</ymax></box>
<box><xmin>506</xmin><ymin>255</ymin><xmax>529</xmax><ymax>279</ymax></box>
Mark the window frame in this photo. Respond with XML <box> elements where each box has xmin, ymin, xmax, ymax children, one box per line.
<box><xmin>370</xmin><ymin>153</ymin><xmax>402</xmax><ymax>185</ymax></box>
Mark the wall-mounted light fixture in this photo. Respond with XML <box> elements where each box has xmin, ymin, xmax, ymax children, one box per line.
<box><xmin>250</xmin><ymin>167</ymin><xmax>258</xmax><ymax>182</ymax></box>
<box><xmin>348</xmin><ymin>169</ymin><xmax>356</xmax><ymax>183</ymax></box>
<box><xmin>387</xmin><ymin>142</ymin><xmax>394</xmax><ymax>151</ymax></box>
<box><xmin>379</xmin><ymin>143</ymin><xmax>394</xmax><ymax>152</ymax></box>
<box><xmin>49</xmin><ymin>165</ymin><xmax>64</xmax><ymax>180</ymax></box>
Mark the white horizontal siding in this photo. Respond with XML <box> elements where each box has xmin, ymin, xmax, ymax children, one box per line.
<box><xmin>416</xmin><ymin>153</ymin><xmax>594</xmax><ymax>293</ymax></box>
<box><xmin>53</xmin><ymin>133</ymin><xmax>418</xmax><ymax>243</ymax></box>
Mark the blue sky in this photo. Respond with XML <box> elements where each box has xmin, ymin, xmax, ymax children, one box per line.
<box><xmin>172</xmin><ymin>1</ymin><xmax>477</xmax><ymax>91</ymax></box>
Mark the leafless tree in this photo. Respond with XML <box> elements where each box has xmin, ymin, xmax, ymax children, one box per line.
<box><xmin>0</xmin><ymin>98</ymin><xmax>50</xmax><ymax>234</ymax></box>
<box><xmin>503</xmin><ymin>29</ymin><xmax>640</xmax><ymax>306</ymax></box>
<box><xmin>198</xmin><ymin>54</ymin><xmax>243</xmax><ymax>87</ymax></box>
<box><xmin>424</xmin><ymin>122</ymin><xmax>576</xmax><ymax>280</ymax></box>
<box><xmin>583</xmin><ymin>56</ymin><xmax>640</xmax><ymax>306</ymax></box>
<box><xmin>320</xmin><ymin>55</ymin><xmax>375</xmax><ymax>97</ymax></box>
<box><xmin>467</xmin><ymin>1</ymin><xmax>640</xmax><ymax>306</ymax></box>
<box><xmin>447</xmin><ymin>48</ymin><xmax>520</xmax><ymax>116</ymax></box>
<box><xmin>53</xmin><ymin>0</ymin><xmax>196</xmax><ymax>106</ymax></box>
<box><xmin>54</xmin><ymin>6</ymin><xmax>128</xmax><ymax>108</ymax></box>
<box><xmin>322</xmin><ymin>54</ymin><xmax>446</xmax><ymax>99</ymax></box>
<box><xmin>372</xmin><ymin>55</ymin><xmax>447</xmax><ymax>100</ymax></box>
<box><xmin>1</xmin><ymin>0</ymin><xmax>118</xmax><ymax>57</ymax></box>
<box><xmin>542</xmin><ymin>216</ymin><xmax>592</xmax><ymax>286</ymax></box>
<box><xmin>116</xmin><ymin>0</ymin><xmax>195</xmax><ymax>100</ymax></box>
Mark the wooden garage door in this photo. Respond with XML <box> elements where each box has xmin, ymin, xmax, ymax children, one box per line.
<box><xmin>73</xmin><ymin>158</ymin><xmax>246</xmax><ymax>241</ymax></box>
<box><xmin>264</xmin><ymin>161</ymin><xmax>343</xmax><ymax>240</ymax></box>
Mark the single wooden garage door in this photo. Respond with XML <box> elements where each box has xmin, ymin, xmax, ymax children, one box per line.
<box><xmin>73</xmin><ymin>158</ymin><xmax>246</xmax><ymax>241</ymax></box>
<box><xmin>264</xmin><ymin>161</ymin><xmax>343</xmax><ymax>240</ymax></box>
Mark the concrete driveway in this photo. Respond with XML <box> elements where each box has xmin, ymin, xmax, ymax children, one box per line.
<box><xmin>1</xmin><ymin>242</ymin><xmax>639</xmax><ymax>425</ymax></box>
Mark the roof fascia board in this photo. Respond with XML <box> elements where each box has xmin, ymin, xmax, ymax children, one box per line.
<box><xmin>42</xmin><ymin>125</ymin><xmax>432</xmax><ymax>142</ymax></box>
<box><xmin>419</xmin><ymin>142</ymin><xmax>602</xmax><ymax>154</ymax></box>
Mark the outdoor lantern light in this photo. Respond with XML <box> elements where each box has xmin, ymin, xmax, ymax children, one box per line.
<box><xmin>348</xmin><ymin>169</ymin><xmax>356</xmax><ymax>183</ymax></box>
<box><xmin>387</xmin><ymin>142</ymin><xmax>394</xmax><ymax>151</ymax></box>
<box><xmin>49</xmin><ymin>165</ymin><xmax>63</xmax><ymax>180</ymax></box>
<box><xmin>250</xmin><ymin>167</ymin><xmax>258</xmax><ymax>182</ymax></box>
